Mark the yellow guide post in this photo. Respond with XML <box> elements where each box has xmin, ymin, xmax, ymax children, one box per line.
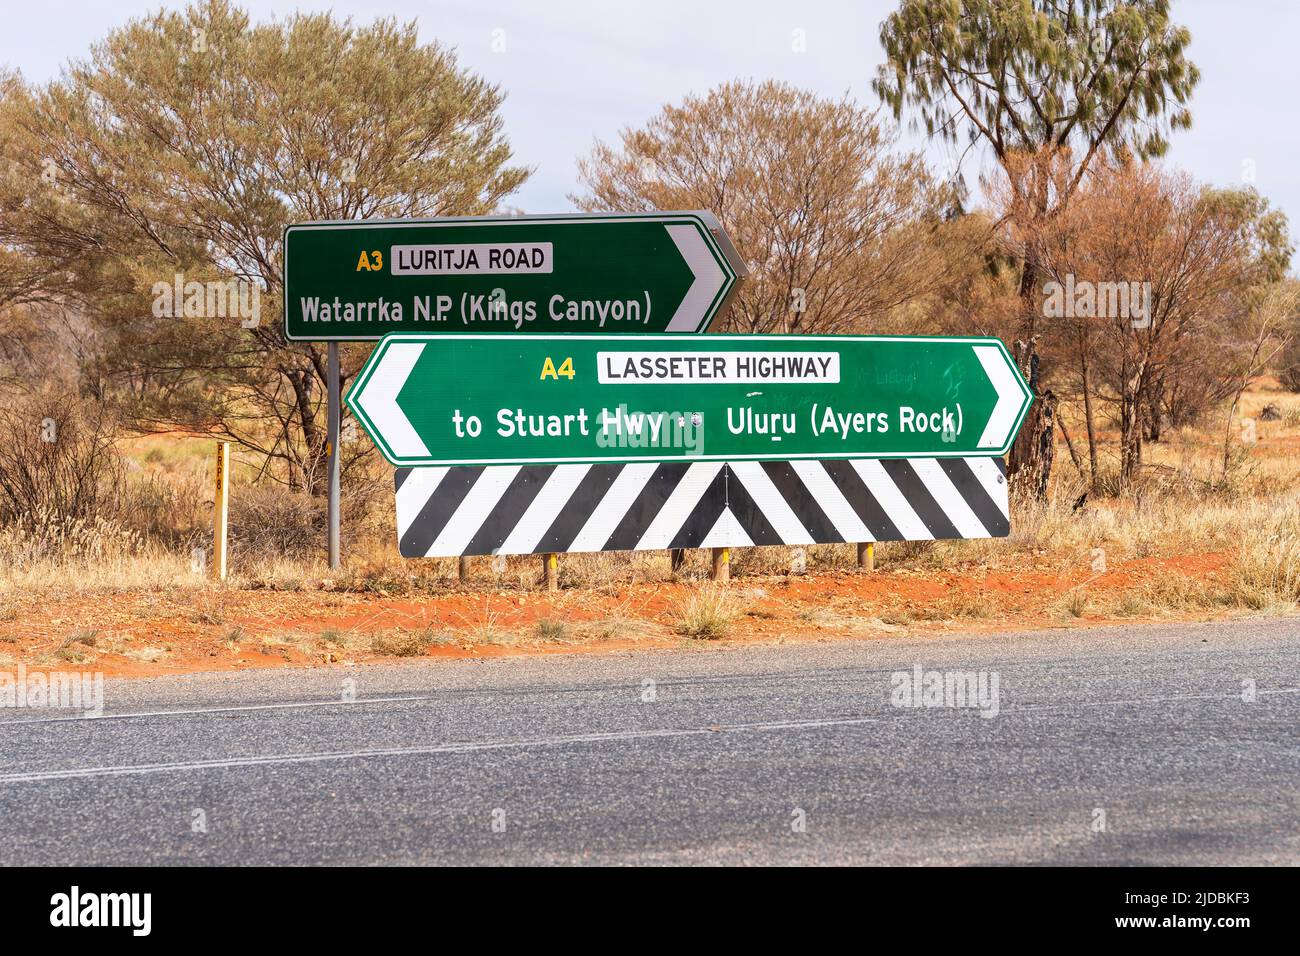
<box><xmin>711</xmin><ymin>547</ymin><xmax>730</xmax><ymax>583</ymax></box>
<box><xmin>213</xmin><ymin>442</ymin><xmax>230</xmax><ymax>581</ymax></box>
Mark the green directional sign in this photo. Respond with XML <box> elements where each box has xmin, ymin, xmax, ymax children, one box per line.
<box><xmin>283</xmin><ymin>211</ymin><xmax>747</xmax><ymax>341</ymax></box>
<box><xmin>347</xmin><ymin>333</ymin><xmax>1033</xmax><ymax>467</ymax></box>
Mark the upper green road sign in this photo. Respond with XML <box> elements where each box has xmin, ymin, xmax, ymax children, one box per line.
<box><xmin>346</xmin><ymin>333</ymin><xmax>1034</xmax><ymax>466</ymax></box>
<box><xmin>283</xmin><ymin>211</ymin><xmax>747</xmax><ymax>341</ymax></box>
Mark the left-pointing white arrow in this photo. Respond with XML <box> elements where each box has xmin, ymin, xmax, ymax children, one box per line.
<box><xmin>354</xmin><ymin>342</ymin><xmax>430</xmax><ymax>458</ymax></box>
<box><xmin>973</xmin><ymin>345</ymin><xmax>1029</xmax><ymax>449</ymax></box>
<box><xmin>665</xmin><ymin>224</ymin><xmax>728</xmax><ymax>332</ymax></box>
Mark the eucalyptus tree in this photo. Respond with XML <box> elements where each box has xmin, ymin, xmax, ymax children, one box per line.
<box><xmin>874</xmin><ymin>0</ymin><xmax>1199</xmax><ymax>484</ymax></box>
<box><xmin>0</xmin><ymin>0</ymin><xmax>528</xmax><ymax>491</ymax></box>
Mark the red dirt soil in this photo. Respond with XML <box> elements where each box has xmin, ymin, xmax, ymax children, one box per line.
<box><xmin>0</xmin><ymin>552</ymin><xmax>1243</xmax><ymax>680</ymax></box>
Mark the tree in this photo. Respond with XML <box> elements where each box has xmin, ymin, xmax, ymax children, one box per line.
<box><xmin>1011</xmin><ymin>159</ymin><xmax>1291</xmax><ymax>486</ymax></box>
<box><xmin>1218</xmin><ymin>280</ymin><xmax>1299</xmax><ymax>480</ymax></box>
<box><xmin>573</xmin><ymin>80</ymin><xmax>961</xmax><ymax>334</ymax></box>
<box><xmin>0</xmin><ymin>0</ymin><xmax>528</xmax><ymax>492</ymax></box>
<box><xmin>874</xmin><ymin>0</ymin><xmax>1200</xmax><ymax>487</ymax></box>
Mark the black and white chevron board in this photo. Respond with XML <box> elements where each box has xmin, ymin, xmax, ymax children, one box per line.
<box><xmin>394</xmin><ymin>457</ymin><xmax>1008</xmax><ymax>558</ymax></box>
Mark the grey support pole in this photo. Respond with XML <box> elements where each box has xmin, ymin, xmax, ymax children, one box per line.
<box><xmin>327</xmin><ymin>341</ymin><xmax>341</xmax><ymax>571</ymax></box>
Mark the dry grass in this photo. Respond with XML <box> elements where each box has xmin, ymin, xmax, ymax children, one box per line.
<box><xmin>534</xmin><ymin>618</ymin><xmax>569</xmax><ymax>641</ymax></box>
<box><xmin>368</xmin><ymin>629</ymin><xmax>430</xmax><ymax>658</ymax></box>
<box><xmin>794</xmin><ymin>601</ymin><xmax>887</xmax><ymax>633</ymax></box>
<box><xmin>1</xmin><ymin>383</ymin><xmax>1298</xmax><ymax>635</ymax></box>
<box><xmin>914</xmin><ymin>589</ymin><xmax>998</xmax><ymax>621</ymax></box>
<box><xmin>3</xmin><ymin>490</ymin><xmax>1299</xmax><ymax>623</ymax></box>
<box><xmin>1229</xmin><ymin>508</ymin><xmax>1300</xmax><ymax>610</ymax></box>
<box><xmin>675</xmin><ymin>585</ymin><xmax>742</xmax><ymax>639</ymax></box>
<box><xmin>571</xmin><ymin>613</ymin><xmax>667</xmax><ymax>643</ymax></box>
<box><xmin>453</xmin><ymin>604</ymin><xmax>515</xmax><ymax>646</ymax></box>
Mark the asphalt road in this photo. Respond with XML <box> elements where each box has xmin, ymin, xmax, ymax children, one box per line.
<box><xmin>0</xmin><ymin>618</ymin><xmax>1296</xmax><ymax>865</ymax></box>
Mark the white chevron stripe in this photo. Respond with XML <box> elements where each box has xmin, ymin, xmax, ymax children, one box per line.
<box><xmin>395</xmin><ymin>468</ymin><xmax>447</xmax><ymax>538</ymax></box>
<box><xmin>699</xmin><ymin>509</ymin><xmax>753</xmax><ymax>548</ymax></box>
<box><xmin>496</xmin><ymin>465</ymin><xmax>592</xmax><ymax>554</ymax></box>
<box><xmin>726</xmin><ymin>461</ymin><xmax>814</xmax><ymax>544</ymax></box>
<box><xmin>636</xmin><ymin>462</ymin><xmax>724</xmax><ymax>550</ymax></box>
<box><xmin>395</xmin><ymin>458</ymin><xmax>1007</xmax><ymax>556</ymax></box>
<box><xmin>850</xmin><ymin>460</ymin><xmax>932</xmax><ymax>540</ymax></box>
<box><xmin>965</xmin><ymin>458</ymin><xmax>1010</xmax><ymax>518</ymax></box>
<box><xmin>568</xmin><ymin>464</ymin><xmax>659</xmax><ymax>552</ymax></box>
<box><xmin>427</xmin><ymin>466</ymin><xmax>521</xmax><ymax>556</ymax></box>
<box><xmin>354</xmin><ymin>342</ymin><xmax>430</xmax><ymax>459</ymax></box>
<box><xmin>973</xmin><ymin>345</ymin><xmax>1027</xmax><ymax>449</ymax></box>
<box><xmin>788</xmin><ymin>460</ymin><xmax>872</xmax><ymax>542</ymax></box>
<box><xmin>664</xmin><ymin>225</ymin><xmax>728</xmax><ymax>332</ymax></box>
<box><xmin>907</xmin><ymin>459</ymin><xmax>989</xmax><ymax>539</ymax></box>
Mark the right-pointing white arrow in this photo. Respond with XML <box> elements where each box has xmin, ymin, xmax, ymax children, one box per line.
<box><xmin>973</xmin><ymin>345</ymin><xmax>1028</xmax><ymax>449</ymax></box>
<box><xmin>664</xmin><ymin>224</ymin><xmax>728</xmax><ymax>332</ymax></box>
<box><xmin>353</xmin><ymin>341</ymin><xmax>431</xmax><ymax>459</ymax></box>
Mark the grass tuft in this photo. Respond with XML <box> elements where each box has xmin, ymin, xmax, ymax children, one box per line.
<box><xmin>675</xmin><ymin>586</ymin><xmax>741</xmax><ymax>639</ymax></box>
<box><xmin>369</xmin><ymin>630</ymin><xmax>429</xmax><ymax>658</ymax></box>
<box><xmin>534</xmin><ymin>618</ymin><xmax>569</xmax><ymax>641</ymax></box>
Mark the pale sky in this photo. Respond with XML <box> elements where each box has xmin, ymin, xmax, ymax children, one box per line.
<box><xmin>4</xmin><ymin>0</ymin><xmax>1297</xmax><ymax>246</ymax></box>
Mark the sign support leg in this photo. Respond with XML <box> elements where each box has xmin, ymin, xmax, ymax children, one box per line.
<box><xmin>543</xmin><ymin>553</ymin><xmax>558</xmax><ymax>592</ymax></box>
<box><xmin>327</xmin><ymin>342</ymin><xmax>341</xmax><ymax>571</ymax></box>
<box><xmin>711</xmin><ymin>547</ymin><xmax>729</xmax><ymax>583</ymax></box>
<box><xmin>857</xmin><ymin>542</ymin><xmax>874</xmax><ymax>571</ymax></box>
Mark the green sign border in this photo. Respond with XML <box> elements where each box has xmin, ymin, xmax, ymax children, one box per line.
<box><xmin>282</xmin><ymin>211</ymin><xmax>746</xmax><ymax>342</ymax></box>
<box><xmin>346</xmin><ymin>332</ymin><xmax>1034</xmax><ymax>466</ymax></box>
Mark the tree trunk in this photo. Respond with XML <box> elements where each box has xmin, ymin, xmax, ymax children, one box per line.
<box><xmin>1079</xmin><ymin>333</ymin><xmax>1098</xmax><ymax>489</ymax></box>
<box><xmin>288</xmin><ymin>367</ymin><xmax>324</xmax><ymax>495</ymax></box>
<box><xmin>1145</xmin><ymin>376</ymin><xmax>1165</xmax><ymax>443</ymax></box>
<box><xmin>1008</xmin><ymin>346</ymin><xmax>1055</xmax><ymax>498</ymax></box>
<box><xmin>1119</xmin><ymin>385</ymin><xmax>1143</xmax><ymax>485</ymax></box>
<box><xmin>1006</xmin><ymin>244</ymin><xmax>1053</xmax><ymax>497</ymax></box>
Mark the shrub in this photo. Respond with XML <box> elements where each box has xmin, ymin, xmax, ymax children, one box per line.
<box><xmin>369</xmin><ymin>630</ymin><xmax>428</xmax><ymax>657</ymax></box>
<box><xmin>0</xmin><ymin>387</ymin><xmax>124</xmax><ymax>526</ymax></box>
<box><xmin>1231</xmin><ymin>507</ymin><xmax>1300</xmax><ymax>608</ymax></box>
<box><xmin>675</xmin><ymin>585</ymin><xmax>741</xmax><ymax>639</ymax></box>
<box><xmin>228</xmin><ymin>483</ymin><xmax>325</xmax><ymax>559</ymax></box>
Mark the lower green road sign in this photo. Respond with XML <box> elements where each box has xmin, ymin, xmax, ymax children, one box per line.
<box><xmin>346</xmin><ymin>333</ymin><xmax>1033</xmax><ymax>467</ymax></box>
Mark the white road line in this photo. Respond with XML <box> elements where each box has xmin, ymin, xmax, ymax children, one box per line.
<box><xmin>1</xmin><ymin>688</ymin><xmax>1295</xmax><ymax>785</ymax></box>
<box><xmin>0</xmin><ymin>694</ymin><xmax>442</xmax><ymax>726</ymax></box>
<box><xmin>0</xmin><ymin>716</ymin><xmax>894</xmax><ymax>784</ymax></box>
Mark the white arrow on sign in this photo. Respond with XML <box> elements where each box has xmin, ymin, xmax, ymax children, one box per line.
<box><xmin>972</xmin><ymin>344</ymin><xmax>1031</xmax><ymax>449</ymax></box>
<box><xmin>351</xmin><ymin>341</ymin><xmax>430</xmax><ymax>459</ymax></box>
<box><xmin>665</xmin><ymin>224</ymin><xmax>729</xmax><ymax>332</ymax></box>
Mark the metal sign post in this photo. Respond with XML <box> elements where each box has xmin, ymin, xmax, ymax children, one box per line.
<box><xmin>327</xmin><ymin>342</ymin><xmax>341</xmax><ymax>571</ymax></box>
